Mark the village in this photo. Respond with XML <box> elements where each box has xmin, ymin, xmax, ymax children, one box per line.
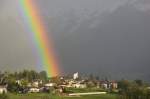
<box><xmin>0</xmin><ymin>72</ymin><xmax>118</xmax><ymax>95</ymax></box>
<box><xmin>0</xmin><ymin>71</ymin><xmax>150</xmax><ymax>99</ymax></box>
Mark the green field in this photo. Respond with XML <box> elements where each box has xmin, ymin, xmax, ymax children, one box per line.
<box><xmin>66</xmin><ymin>87</ymin><xmax>105</xmax><ymax>93</ymax></box>
<box><xmin>8</xmin><ymin>93</ymin><xmax>117</xmax><ymax>99</ymax></box>
<box><xmin>6</xmin><ymin>88</ymin><xmax>118</xmax><ymax>99</ymax></box>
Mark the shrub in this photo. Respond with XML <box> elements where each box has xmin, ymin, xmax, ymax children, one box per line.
<box><xmin>0</xmin><ymin>94</ymin><xmax>9</xmax><ymax>99</ymax></box>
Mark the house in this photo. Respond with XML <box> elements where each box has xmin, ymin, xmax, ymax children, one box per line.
<box><xmin>55</xmin><ymin>86</ymin><xmax>66</xmax><ymax>93</ymax></box>
<box><xmin>100</xmin><ymin>80</ymin><xmax>118</xmax><ymax>89</ymax></box>
<box><xmin>102</xmin><ymin>83</ymin><xmax>108</xmax><ymax>89</ymax></box>
<box><xmin>16</xmin><ymin>80</ymin><xmax>21</xmax><ymax>85</ymax></box>
<box><xmin>27</xmin><ymin>83</ymin><xmax>32</xmax><ymax>87</ymax></box>
<box><xmin>147</xmin><ymin>87</ymin><xmax>150</xmax><ymax>89</ymax></box>
<box><xmin>66</xmin><ymin>80</ymin><xmax>75</xmax><ymax>88</ymax></box>
<box><xmin>73</xmin><ymin>83</ymin><xmax>87</xmax><ymax>88</ymax></box>
<box><xmin>32</xmin><ymin>81</ymin><xmax>39</xmax><ymax>88</ymax></box>
<box><xmin>0</xmin><ymin>86</ymin><xmax>7</xmax><ymax>94</ymax></box>
<box><xmin>28</xmin><ymin>87</ymin><xmax>40</xmax><ymax>93</ymax></box>
<box><xmin>110</xmin><ymin>81</ymin><xmax>118</xmax><ymax>89</ymax></box>
<box><xmin>45</xmin><ymin>83</ymin><xmax>57</xmax><ymax>87</ymax></box>
<box><xmin>32</xmin><ymin>79</ymin><xmax>43</xmax><ymax>88</ymax></box>
<box><xmin>100</xmin><ymin>81</ymin><xmax>109</xmax><ymax>89</ymax></box>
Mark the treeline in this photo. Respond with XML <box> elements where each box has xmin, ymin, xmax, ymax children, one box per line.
<box><xmin>0</xmin><ymin>70</ymin><xmax>47</xmax><ymax>82</ymax></box>
<box><xmin>117</xmin><ymin>80</ymin><xmax>150</xmax><ymax>99</ymax></box>
<box><xmin>0</xmin><ymin>70</ymin><xmax>47</xmax><ymax>92</ymax></box>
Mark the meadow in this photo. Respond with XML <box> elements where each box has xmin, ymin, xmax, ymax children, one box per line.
<box><xmin>8</xmin><ymin>93</ymin><xmax>117</xmax><ymax>99</ymax></box>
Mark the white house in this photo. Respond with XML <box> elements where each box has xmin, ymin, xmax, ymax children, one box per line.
<box><xmin>28</xmin><ymin>88</ymin><xmax>40</xmax><ymax>93</ymax></box>
<box><xmin>32</xmin><ymin>81</ymin><xmax>39</xmax><ymax>88</ymax></box>
<box><xmin>101</xmin><ymin>83</ymin><xmax>108</xmax><ymax>89</ymax></box>
<box><xmin>73</xmin><ymin>83</ymin><xmax>87</xmax><ymax>88</ymax></box>
<box><xmin>16</xmin><ymin>80</ymin><xmax>21</xmax><ymax>85</ymax></box>
<box><xmin>0</xmin><ymin>86</ymin><xmax>7</xmax><ymax>94</ymax></box>
<box><xmin>45</xmin><ymin>83</ymin><xmax>56</xmax><ymax>87</ymax></box>
<box><xmin>147</xmin><ymin>87</ymin><xmax>150</xmax><ymax>89</ymax></box>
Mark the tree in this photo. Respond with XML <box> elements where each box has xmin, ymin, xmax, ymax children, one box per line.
<box><xmin>50</xmin><ymin>76</ymin><xmax>61</xmax><ymax>84</ymax></box>
<box><xmin>20</xmin><ymin>79</ymin><xmax>28</xmax><ymax>87</ymax></box>
<box><xmin>134</xmin><ymin>79</ymin><xmax>143</xmax><ymax>86</ymax></box>
<box><xmin>39</xmin><ymin>71</ymin><xmax>47</xmax><ymax>82</ymax></box>
<box><xmin>118</xmin><ymin>80</ymin><xmax>130</xmax><ymax>92</ymax></box>
<box><xmin>89</xmin><ymin>74</ymin><xmax>94</xmax><ymax>81</ymax></box>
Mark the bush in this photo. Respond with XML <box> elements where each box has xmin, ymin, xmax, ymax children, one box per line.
<box><xmin>118</xmin><ymin>88</ymin><xmax>150</xmax><ymax>99</ymax></box>
<box><xmin>0</xmin><ymin>94</ymin><xmax>9</xmax><ymax>99</ymax></box>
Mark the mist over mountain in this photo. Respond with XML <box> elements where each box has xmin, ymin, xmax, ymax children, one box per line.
<box><xmin>0</xmin><ymin>0</ymin><xmax>150</xmax><ymax>81</ymax></box>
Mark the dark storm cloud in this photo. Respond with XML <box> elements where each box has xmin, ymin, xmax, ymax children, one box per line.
<box><xmin>0</xmin><ymin>0</ymin><xmax>150</xmax><ymax>81</ymax></box>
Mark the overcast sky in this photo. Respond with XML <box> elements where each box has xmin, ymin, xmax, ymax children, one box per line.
<box><xmin>0</xmin><ymin>0</ymin><xmax>150</xmax><ymax>81</ymax></box>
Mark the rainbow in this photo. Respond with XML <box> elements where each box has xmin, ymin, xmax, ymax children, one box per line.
<box><xmin>19</xmin><ymin>0</ymin><xmax>59</xmax><ymax>77</ymax></box>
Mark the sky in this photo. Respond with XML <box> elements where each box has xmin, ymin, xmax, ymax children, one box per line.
<box><xmin>0</xmin><ymin>0</ymin><xmax>150</xmax><ymax>81</ymax></box>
